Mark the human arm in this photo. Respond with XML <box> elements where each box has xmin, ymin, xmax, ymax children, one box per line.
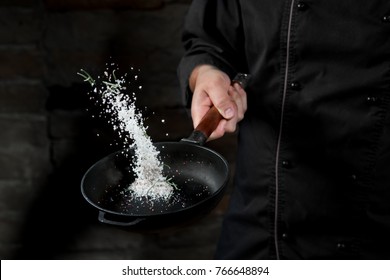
<box><xmin>189</xmin><ymin>64</ymin><xmax>247</xmax><ymax>141</ymax></box>
<box><xmin>177</xmin><ymin>0</ymin><xmax>247</xmax><ymax>140</ymax></box>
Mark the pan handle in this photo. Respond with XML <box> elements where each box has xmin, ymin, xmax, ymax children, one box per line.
<box><xmin>98</xmin><ymin>211</ymin><xmax>145</xmax><ymax>226</ymax></box>
<box><xmin>182</xmin><ymin>73</ymin><xmax>251</xmax><ymax>146</ymax></box>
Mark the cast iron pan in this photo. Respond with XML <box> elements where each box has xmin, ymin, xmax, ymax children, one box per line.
<box><xmin>81</xmin><ymin>73</ymin><xmax>250</xmax><ymax>227</ymax></box>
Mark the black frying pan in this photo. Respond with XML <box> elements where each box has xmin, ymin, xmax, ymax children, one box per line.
<box><xmin>81</xmin><ymin>73</ymin><xmax>250</xmax><ymax>227</ymax></box>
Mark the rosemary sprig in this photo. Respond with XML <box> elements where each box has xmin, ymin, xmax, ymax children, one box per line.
<box><xmin>77</xmin><ymin>69</ymin><xmax>95</xmax><ymax>86</ymax></box>
<box><xmin>166</xmin><ymin>177</ymin><xmax>179</xmax><ymax>190</ymax></box>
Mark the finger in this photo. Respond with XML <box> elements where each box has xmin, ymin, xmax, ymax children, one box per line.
<box><xmin>228</xmin><ymin>86</ymin><xmax>244</xmax><ymax>121</ymax></box>
<box><xmin>223</xmin><ymin>115</ymin><xmax>238</xmax><ymax>134</ymax></box>
<box><xmin>234</xmin><ymin>82</ymin><xmax>248</xmax><ymax>113</ymax></box>
<box><xmin>191</xmin><ymin>89</ymin><xmax>212</xmax><ymax>127</ymax></box>
<box><xmin>208</xmin><ymin>119</ymin><xmax>228</xmax><ymax>141</ymax></box>
<box><xmin>205</xmin><ymin>85</ymin><xmax>246</xmax><ymax>139</ymax></box>
<box><xmin>198</xmin><ymin>76</ymin><xmax>235</xmax><ymax>120</ymax></box>
<box><xmin>229</xmin><ymin>84</ymin><xmax>247</xmax><ymax>121</ymax></box>
<box><xmin>207</xmin><ymin>88</ymin><xmax>235</xmax><ymax>120</ymax></box>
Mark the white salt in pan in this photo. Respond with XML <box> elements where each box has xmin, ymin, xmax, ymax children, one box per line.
<box><xmin>79</xmin><ymin>67</ymin><xmax>174</xmax><ymax>201</ymax></box>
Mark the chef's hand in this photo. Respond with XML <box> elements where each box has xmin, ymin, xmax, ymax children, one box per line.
<box><xmin>189</xmin><ymin>64</ymin><xmax>247</xmax><ymax>141</ymax></box>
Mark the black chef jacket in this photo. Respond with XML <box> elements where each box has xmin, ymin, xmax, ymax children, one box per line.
<box><xmin>178</xmin><ymin>0</ymin><xmax>390</xmax><ymax>259</ymax></box>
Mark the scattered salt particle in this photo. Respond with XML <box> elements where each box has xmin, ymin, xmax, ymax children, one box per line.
<box><xmin>84</xmin><ymin>66</ymin><xmax>174</xmax><ymax>201</ymax></box>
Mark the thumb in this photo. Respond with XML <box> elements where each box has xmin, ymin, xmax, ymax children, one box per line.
<box><xmin>221</xmin><ymin>106</ymin><xmax>234</xmax><ymax>119</ymax></box>
<box><xmin>214</xmin><ymin>98</ymin><xmax>235</xmax><ymax>120</ymax></box>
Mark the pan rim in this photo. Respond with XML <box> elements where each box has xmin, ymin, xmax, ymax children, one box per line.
<box><xmin>80</xmin><ymin>141</ymin><xmax>229</xmax><ymax>218</ymax></box>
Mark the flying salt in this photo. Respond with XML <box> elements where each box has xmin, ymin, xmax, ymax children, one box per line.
<box><xmin>78</xmin><ymin>67</ymin><xmax>174</xmax><ymax>201</ymax></box>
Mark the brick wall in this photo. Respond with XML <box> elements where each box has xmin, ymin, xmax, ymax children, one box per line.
<box><xmin>0</xmin><ymin>0</ymin><xmax>51</xmax><ymax>258</ymax></box>
<box><xmin>0</xmin><ymin>0</ymin><xmax>237</xmax><ymax>260</ymax></box>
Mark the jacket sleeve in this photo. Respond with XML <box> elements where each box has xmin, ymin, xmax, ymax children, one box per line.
<box><xmin>177</xmin><ymin>0</ymin><xmax>246</xmax><ymax>106</ymax></box>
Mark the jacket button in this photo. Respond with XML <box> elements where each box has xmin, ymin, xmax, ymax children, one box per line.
<box><xmin>282</xmin><ymin>233</ymin><xmax>289</xmax><ymax>240</ymax></box>
<box><xmin>282</xmin><ymin>160</ymin><xmax>292</xmax><ymax>168</ymax></box>
<box><xmin>366</xmin><ymin>96</ymin><xmax>381</xmax><ymax>105</ymax></box>
<box><xmin>383</xmin><ymin>15</ymin><xmax>390</xmax><ymax>23</ymax></box>
<box><xmin>290</xmin><ymin>82</ymin><xmax>301</xmax><ymax>90</ymax></box>
<box><xmin>297</xmin><ymin>2</ymin><xmax>308</xmax><ymax>11</ymax></box>
<box><xmin>350</xmin><ymin>174</ymin><xmax>359</xmax><ymax>187</ymax></box>
<box><xmin>336</xmin><ymin>242</ymin><xmax>346</xmax><ymax>250</ymax></box>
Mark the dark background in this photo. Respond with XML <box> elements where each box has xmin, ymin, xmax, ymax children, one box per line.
<box><xmin>0</xmin><ymin>0</ymin><xmax>237</xmax><ymax>259</ymax></box>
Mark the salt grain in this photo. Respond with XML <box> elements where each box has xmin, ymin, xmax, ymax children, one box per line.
<box><xmin>83</xmin><ymin>66</ymin><xmax>174</xmax><ymax>201</ymax></box>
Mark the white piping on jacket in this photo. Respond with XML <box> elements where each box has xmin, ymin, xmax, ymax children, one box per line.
<box><xmin>274</xmin><ymin>0</ymin><xmax>295</xmax><ymax>260</ymax></box>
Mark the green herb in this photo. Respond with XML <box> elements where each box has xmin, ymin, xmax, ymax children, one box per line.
<box><xmin>166</xmin><ymin>177</ymin><xmax>179</xmax><ymax>190</ymax></box>
<box><xmin>77</xmin><ymin>69</ymin><xmax>95</xmax><ymax>86</ymax></box>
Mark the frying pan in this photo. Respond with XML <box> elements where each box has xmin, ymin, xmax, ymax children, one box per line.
<box><xmin>81</xmin><ymin>73</ymin><xmax>250</xmax><ymax>227</ymax></box>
